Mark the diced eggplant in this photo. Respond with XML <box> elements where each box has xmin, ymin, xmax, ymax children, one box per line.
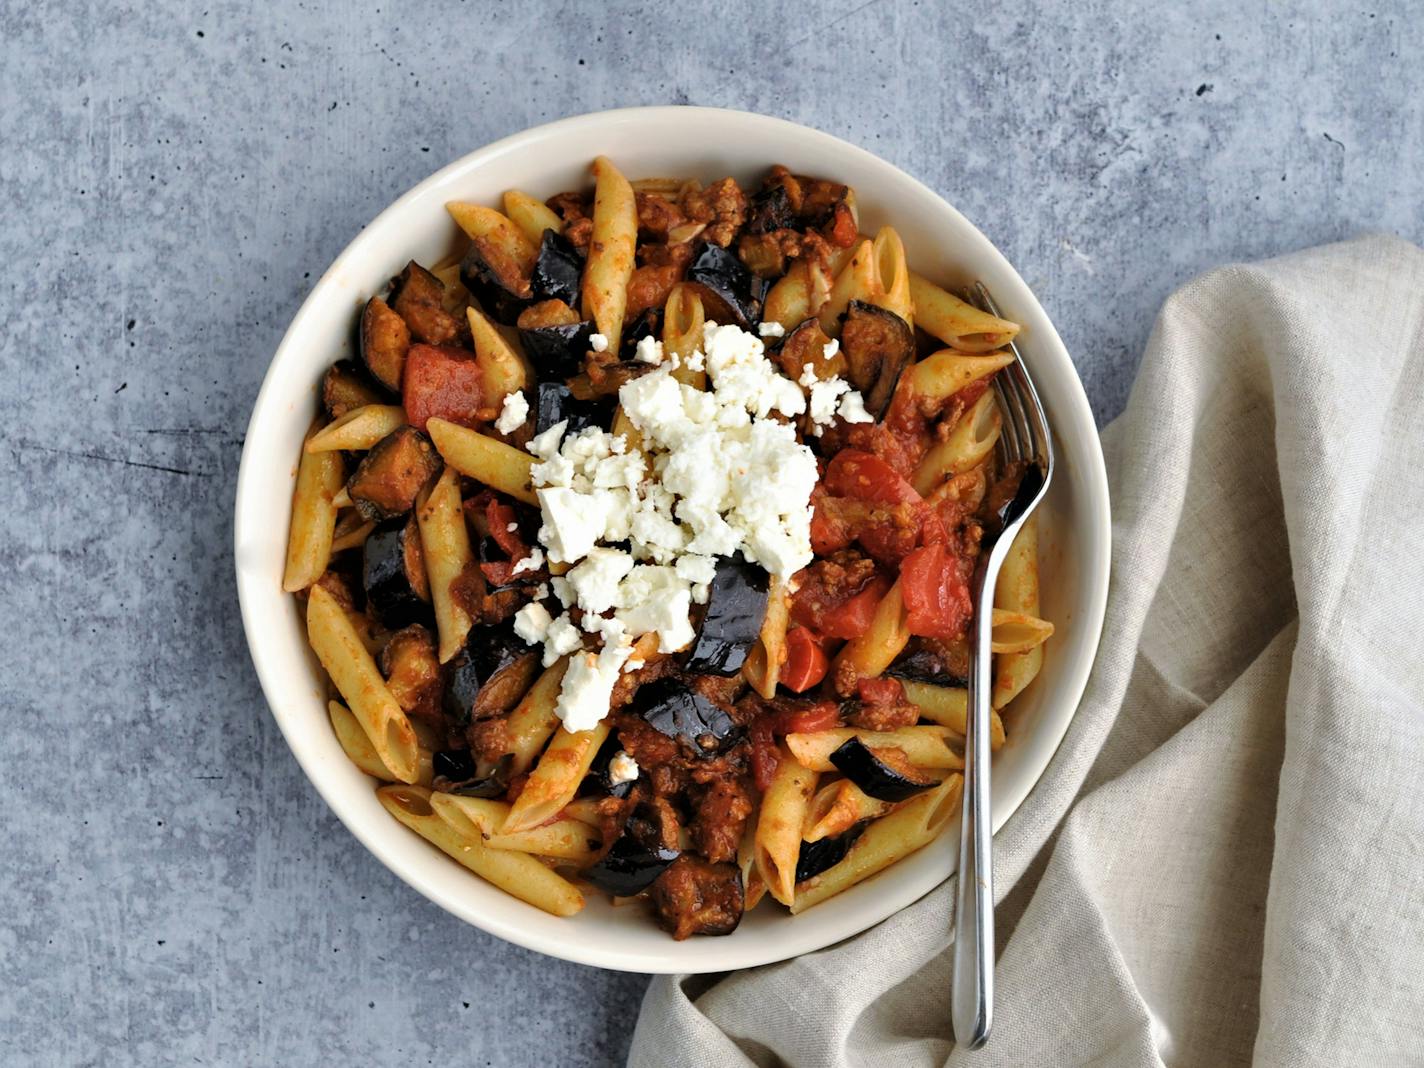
<box><xmin>530</xmin><ymin>229</ymin><xmax>584</xmax><ymax>307</ymax></box>
<box><xmin>649</xmin><ymin>857</ymin><xmax>744</xmax><ymax>939</ymax></box>
<box><xmin>431</xmin><ymin>749</ymin><xmax>510</xmax><ymax>798</ymax></box>
<box><xmin>839</xmin><ymin>301</ymin><xmax>915</xmax><ymax>419</ymax></box>
<box><xmin>828</xmin><ymin>737</ymin><xmax>939</xmax><ymax>802</ymax></box>
<box><xmin>380</xmin><ymin>624</ymin><xmax>442</xmax><ymax>721</ymax></box>
<box><xmin>580</xmin><ymin>806</ymin><xmax>681</xmax><ymax>897</ymax></box>
<box><xmin>745</xmin><ymin>184</ymin><xmax>794</xmax><ymax>235</ymax></box>
<box><xmin>635</xmin><ymin>678</ymin><xmax>742</xmax><ymax>757</ymax></box>
<box><xmin>618</xmin><ymin>306</ymin><xmax>661</xmax><ymax>361</ymax></box>
<box><xmin>443</xmin><ymin>623</ymin><xmax>540</xmax><ymax>726</ymax></box>
<box><xmin>390</xmin><ymin>261</ymin><xmax>465</xmax><ymax>346</ymax></box>
<box><xmin>321</xmin><ymin>359</ymin><xmax>387</xmax><ymax>420</ymax></box>
<box><xmin>794</xmin><ymin>820</ymin><xmax>869</xmax><ymax>884</ymax></box>
<box><xmin>362</xmin><ymin>515</ymin><xmax>430</xmax><ymax>627</ymax></box>
<box><xmin>773</xmin><ymin>317</ymin><xmax>847</xmax><ymax>386</ymax></box>
<box><xmin>683</xmin><ymin>556</ymin><xmax>770</xmax><ymax>675</ymax></box>
<box><xmin>885</xmin><ymin>640</ymin><xmax>967</xmax><ymax>687</ymax></box>
<box><xmin>685</xmin><ymin>244</ymin><xmax>767</xmax><ymax>330</ymax></box>
<box><xmin>346</xmin><ymin>426</ymin><xmax>442</xmax><ymax>521</ymax></box>
<box><xmin>460</xmin><ymin>240</ymin><xmax>532</xmax><ymax>326</ymax></box>
<box><xmin>520</xmin><ymin>320</ymin><xmax>595</xmax><ymax>381</ymax></box>
<box><xmin>589</xmin><ymin>731</ymin><xmax>635</xmax><ymax>799</ymax></box>
<box><xmin>534</xmin><ymin>381</ymin><xmax>613</xmax><ymax>437</ymax></box>
<box><xmin>359</xmin><ymin>296</ymin><xmax>411</xmax><ymax>392</ymax></box>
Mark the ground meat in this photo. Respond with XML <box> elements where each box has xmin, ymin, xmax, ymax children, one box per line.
<box><xmin>815</xmin><ymin>420</ymin><xmax>921</xmax><ymax>477</ymax></box>
<box><xmin>548</xmin><ymin>192</ymin><xmax>594</xmax><ymax>252</ymax></box>
<box><xmin>564</xmin><ymin>216</ymin><xmax>593</xmax><ymax>251</ymax></box>
<box><xmin>609</xmin><ymin>655</ymin><xmax>679</xmax><ymax>711</ymax></box>
<box><xmin>848</xmin><ymin>676</ymin><xmax>920</xmax><ymax>731</ymax></box>
<box><xmin>313</xmin><ymin>569</ymin><xmax>358</xmax><ymax>613</ymax></box>
<box><xmin>626</xmin><ymin>262</ymin><xmax>685</xmax><ymax>317</ymax></box>
<box><xmin>380</xmin><ymin>624</ymin><xmax>442</xmax><ymax>725</ymax></box>
<box><xmin>612</xmin><ymin>713</ymin><xmax>683</xmax><ymax>783</ymax></box>
<box><xmin>449</xmin><ymin>562</ymin><xmax>527</xmax><ymax>625</ymax></box>
<box><xmin>686</xmin><ymin>673</ymin><xmax>747</xmax><ymax>712</ymax></box>
<box><xmin>635</xmin><ymin>192</ymin><xmax>686</xmax><ymax>241</ymax></box>
<box><xmin>466</xmin><ymin>716</ymin><xmax>511</xmax><ymax>766</ymax></box>
<box><xmin>649</xmin><ymin>856</ymin><xmax>744</xmax><ymax>939</ymax></box>
<box><xmin>689</xmin><ymin>778</ymin><xmax>754</xmax><ymax>863</ymax></box>
<box><xmin>680</xmin><ymin>177</ymin><xmax>748</xmax><ymax>248</ymax></box>
<box><xmin>790</xmin><ymin>551</ymin><xmax>880</xmax><ymax>629</ymax></box>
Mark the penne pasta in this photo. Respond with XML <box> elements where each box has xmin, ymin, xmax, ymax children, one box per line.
<box><xmin>378</xmin><ymin>785</ymin><xmax>583</xmax><ymax>916</ymax></box>
<box><xmin>910</xmin><ymin>388</ymin><xmax>1003</xmax><ymax>496</ymax></box>
<box><xmin>791</xmin><ymin>774</ymin><xmax>963</xmax><ymax>913</ymax></box>
<box><xmin>818</xmin><ymin>238</ymin><xmax>879</xmax><ymax>334</ymax></box>
<box><xmin>662</xmin><ymin>284</ymin><xmax>707</xmax><ymax>389</ymax></box>
<box><xmin>328</xmin><ymin>700</ymin><xmax>432</xmax><ymax>785</ymax></box>
<box><xmin>755</xmin><ymin>749</ymin><xmax>817</xmax><ymax>906</ymax></box>
<box><xmin>414</xmin><ymin>466</ymin><xmax>474</xmax><ymax>663</ymax></box>
<box><xmin>306</xmin><ymin>584</ymin><xmax>420</xmax><ymax>783</ymax></box>
<box><xmin>908</xmin><ymin>272</ymin><xmax>1020</xmax><ymax>349</ymax></box>
<box><xmin>763</xmin><ymin>258</ymin><xmax>811</xmax><ymax>330</ymax></box>
<box><xmin>504</xmin><ymin>658</ymin><xmax>570</xmax><ymax>774</ymax></box>
<box><xmin>501</xmin><ymin>722</ymin><xmax>610</xmax><ymax>835</ymax></box>
<box><xmin>329</xmin><ymin>514</ymin><xmax>376</xmax><ymax>554</ymax></box>
<box><xmin>991</xmin><ymin>607</ymin><xmax>1054</xmax><ymax>654</ymax></box>
<box><xmin>446</xmin><ymin>202</ymin><xmax>538</xmax><ymax>284</ymax></box>
<box><xmin>304</xmin><ymin>404</ymin><xmax>407</xmax><ymax>453</ymax></box>
<box><xmin>502</xmin><ymin>189</ymin><xmax>563</xmax><ymax>245</ymax></box>
<box><xmin>283</xmin><ymin>421</ymin><xmax>345</xmax><ymax>592</ymax></box>
<box><xmin>629</xmin><ymin>177</ymin><xmax>685</xmax><ymax>195</ymax></box>
<box><xmin>803</xmin><ymin>778</ymin><xmax>893</xmax><ymax>842</ymax></box>
<box><xmin>786</xmin><ymin>726</ymin><xmax>964</xmax><ymax>772</ymax></box>
<box><xmin>743</xmin><ymin>575</ymin><xmax>790</xmax><ymax>699</ymax></box>
<box><xmin>870</xmin><ymin>227</ymin><xmax>913</xmax><ymax>327</ymax></box>
<box><xmin>581</xmin><ymin>155</ymin><xmax>637</xmax><ymax>344</ymax></box>
<box><xmin>429</xmin><ymin>793</ymin><xmax>602</xmax><ymax>865</ymax></box>
<box><xmin>908</xmin><ymin>349</ymin><xmax>1016</xmax><ymax>399</ymax></box>
<box><xmin>900</xmin><ymin>680</ymin><xmax>1005</xmax><ymax>749</ymax></box>
<box><xmin>993</xmin><ymin>514</ymin><xmax>1045</xmax><ymax>709</ymax></box>
<box><xmin>832</xmin><ymin>579</ymin><xmax>910</xmax><ymax>680</ymax></box>
<box><xmin>466</xmin><ymin>304</ymin><xmax>529</xmax><ymax>404</ymax></box>
<box><xmin>331</xmin><ymin>485</ymin><xmax>352</xmax><ymax>509</ymax></box>
<box><xmin>425</xmin><ymin>417</ymin><xmax>537</xmax><ymax>504</ymax></box>
<box><xmin>737</xmin><ymin>822</ymin><xmax>768</xmax><ymax>911</ymax></box>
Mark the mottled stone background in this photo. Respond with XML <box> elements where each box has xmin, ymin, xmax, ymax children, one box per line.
<box><xmin>2</xmin><ymin>1</ymin><xmax>1419</xmax><ymax>1064</ymax></box>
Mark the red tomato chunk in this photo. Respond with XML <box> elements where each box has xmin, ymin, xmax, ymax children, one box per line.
<box><xmin>900</xmin><ymin>542</ymin><xmax>972</xmax><ymax>639</ymax></box>
<box><xmin>779</xmin><ymin>628</ymin><xmax>830</xmax><ymax>693</ymax></box>
<box><xmin>402</xmin><ymin>343</ymin><xmax>484</xmax><ymax>430</ymax></box>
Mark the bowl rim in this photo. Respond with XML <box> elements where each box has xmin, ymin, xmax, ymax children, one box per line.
<box><xmin>235</xmin><ymin>105</ymin><xmax>1111</xmax><ymax>973</ymax></box>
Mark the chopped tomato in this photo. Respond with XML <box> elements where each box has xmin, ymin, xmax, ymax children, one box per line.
<box><xmin>816</xmin><ymin>574</ymin><xmax>891</xmax><ymax>640</ymax></box>
<box><xmin>779</xmin><ymin>628</ymin><xmax>830</xmax><ymax>693</ymax></box>
<box><xmin>855</xmin><ymin>676</ymin><xmax>906</xmax><ymax>706</ymax></box>
<box><xmin>900</xmin><ymin>542</ymin><xmax>973</xmax><ymax>639</ymax></box>
<box><xmin>954</xmin><ymin>378</ymin><xmax>990</xmax><ymax>410</ymax></box>
<box><xmin>748</xmin><ymin>717</ymin><xmax>779</xmax><ymax>792</ymax></box>
<box><xmin>824</xmin><ymin>449</ymin><xmax>921</xmax><ymax>505</ymax></box>
<box><xmin>402</xmin><ymin>343</ymin><xmax>484</xmax><ymax>431</ymax></box>
<box><xmin>770</xmin><ymin>699</ymin><xmax>842</xmax><ymax>734</ymax></box>
<box><xmin>484</xmin><ymin>497</ymin><xmax>525</xmax><ymax>558</ymax></box>
<box><xmin>480</xmin><ymin>561</ymin><xmax>515</xmax><ymax>586</ymax></box>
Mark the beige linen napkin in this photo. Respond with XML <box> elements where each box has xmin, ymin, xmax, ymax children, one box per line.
<box><xmin>629</xmin><ymin>235</ymin><xmax>1424</xmax><ymax>1068</ymax></box>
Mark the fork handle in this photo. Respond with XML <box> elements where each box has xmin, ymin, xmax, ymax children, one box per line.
<box><xmin>951</xmin><ymin>569</ymin><xmax>996</xmax><ymax>1049</ymax></box>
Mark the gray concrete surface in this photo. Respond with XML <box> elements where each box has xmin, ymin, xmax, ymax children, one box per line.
<box><xmin>2</xmin><ymin>1</ymin><xmax>1419</xmax><ymax>1064</ymax></box>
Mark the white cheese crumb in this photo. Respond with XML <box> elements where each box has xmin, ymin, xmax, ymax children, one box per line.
<box><xmin>541</xmin><ymin>613</ymin><xmax>585</xmax><ymax>667</ymax></box>
<box><xmin>512</xmin><ymin>602</ymin><xmax>552</xmax><ymax>645</ymax></box>
<box><xmin>589</xmin><ymin>332</ymin><xmax>609</xmax><ymax>353</ymax></box>
<box><xmin>511</xmin><ymin>546</ymin><xmax>544</xmax><ymax>576</ymax></box>
<box><xmin>607</xmin><ymin>751</ymin><xmax>640</xmax><ymax>786</ymax></box>
<box><xmin>567</xmin><ymin>547</ymin><xmax>635</xmax><ymax>614</ymax></box>
<box><xmin>758</xmin><ymin>321</ymin><xmax>786</xmax><ymax>339</ymax></box>
<box><xmin>822</xmin><ymin>337</ymin><xmax>841</xmax><ymax>360</ymax></box>
<box><xmin>506</xmin><ymin>522</ymin><xmax>519</xmax><ymax>533</ymax></box>
<box><xmin>837</xmin><ymin>391</ymin><xmax>874</xmax><ymax>424</ymax></box>
<box><xmin>634</xmin><ymin>335</ymin><xmax>665</xmax><ymax>365</ymax></box>
<box><xmin>494</xmin><ymin>390</ymin><xmax>529</xmax><ymax>434</ymax></box>
<box><xmin>798</xmin><ymin>362</ymin><xmax>819</xmax><ymax>388</ymax></box>
<box><xmin>556</xmin><ymin>641</ymin><xmax>634</xmax><ymax>732</ymax></box>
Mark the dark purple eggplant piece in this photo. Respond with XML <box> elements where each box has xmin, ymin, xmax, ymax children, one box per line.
<box><xmin>839</xmin><ymin>300</ymin><xmax>915</xmax><ymax>419</ymax></box>
<box><xmin>390</xmin><ymin>261</ymin><xmax>465</xmax><ymax>347</ymax></box>
<box><xmin>534</xmin><ymin>381</ymin><xmax>613</xmax><ymax>437</ymax></box>
<box><xmin>530</xmin><ymin>229</ymin><xmax>584</xmax><ymax>307</ymax></box>
<box><xmin>363</xmin><ymin>516</ymin><xmax>430</xmax><ymax>627</ymax></box>
<box><xmin>683</xmin><ymin>556</ymin><xmax>769</xmax><ymax>675</ymax></box>
<box><xmin>460</xmin><ymin>245</ymin><xmax>531</xmax><ymax>326</ymax></box>
<box><xmin>322</xmin><ymin>359</ymin><xmax>388</xmax><ymax>420</ymax></box>
<box><xmin>618</xmin><ymin>306</ymin><xmax>661</xmax><ymax>361</ymax></box>
<box><xmin>829</xmin><ymin>737</ymin><xmax>939</xmax><ymax>802</ymax></box>
<box><xmin>520</xmin><ymin>320</ymin><xmax>595</xmax><ymax>381</ymax></box>
<box><xmin>686</xmin><ymin>244</ymin><xmax>767</xmax><ymax>330</ymax></box>
<box><xmin>359</xmin><ymin>296</ymin><xmax>411</xmax><ymax>392</ymax></box>
<box><xmin>650</xmin><ymin>857</ymin><xmax>744</xmax><ymax>938</ymax></box>
<box><xmin>431</xmin><ymin>749</ymin><xmax>509</xmax><ymax>798</ymax></box>
<box><xmin>346</xmin><ymin>426</ymin><xmax>442</xmax><ymax>521</ymax></box>
<box><xmin>795</xmin><ymin>820</ymin><xmax>870</xmax><ymax>884</ymax></box>
<box><xmin>745</xmin><ymin>184</ymin><xmax>794</xmax><ymax>235</ymax></box>
<box><xmin>636</xmin><ymin>678</ymin><xmax>741</xmax><ymax>757</ymax></box>
<box><xmin>580</xmin><ymin>807</ymin><xmax>681</xmax><ymax>897</ymax></box>
<box><xmin>885</xmin><ymin>641</ymin><xmax>967</xmax><ymax>688</ymax></box>
<box><xmin>588</xmin><ymin>731</ymin><xmax>635</xmax><ymax>799</ymax></box>
<box><xmin>444</xmin><ymin>624</ymin><xmax>540</xmax><ymax>726</ymax></box>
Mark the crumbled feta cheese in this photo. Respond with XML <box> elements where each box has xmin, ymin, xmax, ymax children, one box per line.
<box><xmin>589</xmin><ymin>332</ymin><xmax>609</xmax><ymax>353</ymax></box>
<box><xmin>634</xmin><ymin>335</ymin><xmax>665</xmax><ymax>365</ymax></box>
<box><xmin>822</xmin><ymin>337</ymin><xmax>841</xmax><ymax>360</ymax></box>
<box><xmin>625</xmin><ymin>659</ymin><xmax>645</xmax><ymax>671</ymax></box>
<box><xmin>837</xmin><ymin>390</ymin><xmax>874</xmax><ymax>424</ymax></box>
<box><xmin>808</xmin><ymin>376</ymin><xmax>853</xmax><ymax>431</ymax></box>
<box><xmin>528</xmin><ymin>421</ymin><xmax>567</xmax><ymax>460</ymax></box>
<box><xmin>556</xmin><ymin>641</ymin><xmax>634</xmax><ymax>732</ymax></box>
<box><xmin>511</xmin><ymin>546</ymin><xmax>544</xmax><ymax>576</ymax></box>
<box><xmin>567</xmin><ymin>547</ymin><xmax>635</xmax><ymax>614</ymax></box>
<box><xmin>607</xmin><ymin>751</ymin><xmax>640</xmax><ymax>785</ymax></box>
<box><xmin>494</xmin><ymin>390</ymin><xmax>529</xmax><ymax>434</ymax></box>
<box><xmin>549</xmin><ymin>576</ymin><xmax>574</xmax><ymax>607</ymax></box>
<box><xmin>506</xmin><ymin>522</ymin><xmax>519</xmax><ymax>533</ymax></box>
<box><xmin>541</xmin><ymin>613</ymin><xmax>584</xmax><ymax>667</ymax></box>
<box><xmin>798</xmin><ymin>362</ymin><xmax>819</xmax><ymax>388</ymax></box>
<box><xmin>537</xmin><ymin>487</ymin><xmax>605</xmax><ymax>563</ymax></box>
<box><xmin>758</xmin><ymin>321</ymin><xmax>786</xmax><ymax>339</ymax></box>
<box><xmin>512</xmin><ymin>602</ymin><xmax>552</xmax><ymax>645</ymax></box>
<box><xmin>674</xmin><ymin>554</ymin><xmax>718</xmax><ymax>587</ymax></box>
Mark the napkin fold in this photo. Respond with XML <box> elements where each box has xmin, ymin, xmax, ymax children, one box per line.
<box><xmin>629</xmin><ymin>235</ymin><xmax>1424</xmax><ymax>1068</ymax></box>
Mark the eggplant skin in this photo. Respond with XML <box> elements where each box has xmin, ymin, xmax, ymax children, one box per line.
<box><xmin>347</xmin><ymin>426</ymin><xmax>443</xmax><ymax>521</ymax></box>
<box><xmin>530</xmin><ymin>230</ymin><xmax>584</xmax><ymax>307</ymax></box>
<box><xmin>322</xmin><ymin>359</ymin><xmax>388</xmax><ymax>420</ymax></box>
<box><xmin>618</xmin><ymin>306</ymin><xmax>661</xmax><ymax>361</ymax></box>
<box><xmin>431</xmin><ymin>749</ymin><xmax>508</xmax><ymax>798</ymax></box>
<box><xmin>390</xmin><ymin>261</ymin><xmax>466</xmax><ymax>347</ymax></box>
<box><xmin>443</xmin><ymin>624</ymin><xmax>540</xmax><ymax>726</ymax></box>
<box><xmin>839</xmin><ymin>301</ymin><xmax>915</xmax><ymax>419</ymax></box>
<box><xmin>683</xmin><ymin>556</ymin><xmax>770</xmax><ymax>675</ymax></box>
<box><xmin>534</xmin><ymin>381</ymin><xmax>614</xmax><ymax>437</ymax></box>
<box><xmin>362</xmin><ymin>516</ymin><xmax>430</xmax><ymax>628</ymax></box>
<box><xmin>520</xmin><ymin>321</ymin><xmax>595</xmax><ymax>381</ymax></box>
<box><xmin>745</xmin><ymin>184</ymin><xmax>794</xmax><ymax>235</ymax></box>
<box><xmin>461</xmin><ymin>244</ymin><xmax>532</xmax><ymax>326</ymax></box>
<box><xmin>589</xmin><ymin>731</ymin><xmax>635</xmax><ymax>799</ymax></box>
<box><xmin>686</xmin><ymin>244</ymin><xmax>768</xmax><ymax>330</ymax></box>
<box><xmin>828</xmin><ymin>737</ymin><xmax>939</xmax><ymax>802</ymax></box>
<box><xmin>636</xmin><ymin>678</ymin><xmax>742</xmax><ymax>756</ymax></box>
<box><xmin>884</xmin><ymin>644</ymin><xmax>967</xmax><ymax>688</ymax></box>
<box><xmin>795</xmin><ymin>820</ymin><xmax>869</xmax><ymax>884</ymax></box>
<box><xmin>359</xmin><ymin>296</ymin><xmax>411</xmax><ymax>392</ymax></box>
<box><xmin>580</xmin><ymin>808</ymin><xmax>681</xmax><ymax>897</ymax></box>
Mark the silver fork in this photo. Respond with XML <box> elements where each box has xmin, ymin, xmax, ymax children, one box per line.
<box><xmin>950</xmin><ymin>282</ymin><xmax>1054</xmax><ymax>1050</ymax></box>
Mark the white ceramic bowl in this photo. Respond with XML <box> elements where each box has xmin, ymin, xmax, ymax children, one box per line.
<box><xmin>234</xmin><ymin>107</ymin><xmax>1111</xmax><ymax>974</ymax></box>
